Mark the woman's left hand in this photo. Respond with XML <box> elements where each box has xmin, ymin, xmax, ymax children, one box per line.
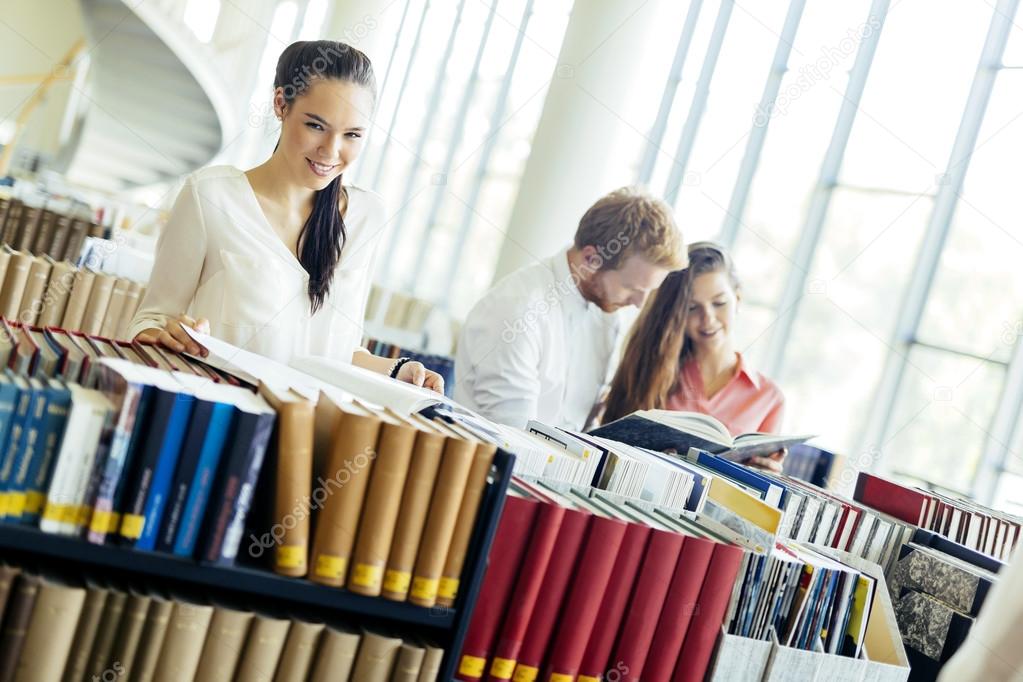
<box><xmin>396</xmin><ymin>360</ymin><xmax>445</xmax><ymax>394</ymax></box>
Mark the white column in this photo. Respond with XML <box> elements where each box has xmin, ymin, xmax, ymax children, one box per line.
<box><xmin>322</xmin><ymin>0</ymin><xmax>402</xmax><ymax>71</ymax></box>
<box><xmin>491</xmin><ymin>0</ymin><xmax>672</xmax><ymax>281</ymax></box>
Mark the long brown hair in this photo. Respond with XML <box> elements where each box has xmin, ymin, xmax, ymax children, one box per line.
<box><xmin>601</xmin><ymin>241</ymin><xmax>740</xmax><ymax>424</ymax></box>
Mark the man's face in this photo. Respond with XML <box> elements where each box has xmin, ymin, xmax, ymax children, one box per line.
<box><xmin>583</xmin><ymin>253</ymin><xmax>673</xmax><ymax>313</ymax></box>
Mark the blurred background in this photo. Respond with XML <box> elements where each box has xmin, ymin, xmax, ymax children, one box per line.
<box><xmin>2</xmin><ymin>0</ymin><xmax>1021</xmax><ymax>510</ymax></box>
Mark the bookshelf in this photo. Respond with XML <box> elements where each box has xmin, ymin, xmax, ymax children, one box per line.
<box><xmin>0</xmin><ymin>447</ymin><xmax>515</xmax><ymax>679</ymax></box>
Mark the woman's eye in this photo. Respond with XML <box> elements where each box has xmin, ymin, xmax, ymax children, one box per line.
<box><xmin>345</xmin><ymin>132</ymin><xmax>362</xmax><ymax>139</ymax></box>
<box><xmin>713</xmin><ymin>301</ymin><xmax>727</xmax><ymax>307</ymax></box>
<box><xmin>306</xmin><ymin>122</ymin><xmax>323</xmax><ymax>131</ymax></box>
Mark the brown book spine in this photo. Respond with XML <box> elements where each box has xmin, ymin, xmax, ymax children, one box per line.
<box><xmin>0</xmin><ymin>574</ymin><xmax>41</xmax><ymax>682</ymax></box>
<box><xmin>391</xmin><ymin>643</ymin><xmax>426</xmax><ymax>682</ymax></box>
<box><xmin>193</xmin><ymin>606</ymin><xmax>253</xmax><ymax>682</ymax></box>
<box><xmin>61</xmin><ymin>584</ymin><xmax>108</xmax><ymax>682</ymax></box>
<box><xmin>37</xmin><ymin>262</ymin><xmax>76</xmax><ymax>328</ymax></box>
<box><xmin>60</xmin><ymin>269</ymin><xmax>95</xmax><ymax>331</ymax></box>
<box><xmin>272</xmin><ymin>620</ymin><xmax>324</xmax><ymax>682</ymax></box>
<box><xmin>437</xmin><ymin>442</ymin><xmax>497</xmax><ymax>606</ymax></box>
<box><xmin>309</xmin><ymin>628</ymin><xmax>360</xmax><ymax>682</ymax></box>
<box><xmin>14</xmin><ymin>206</ymin><xmax>41</xmax><ymax>253</ymax></box>
<box><xmin>32</xmin><ymin>210</ymin><xmax>57</xmax><ymax>256</ymax></box>
<box><xmin>79</xmin><ymin>272</ymin><xmax>115</xmax><ymax>336</ymax></box>
<box><xmin>233</xmin><ymin>615</ymin><xmax>290</xmax><ymax>682</ymax></box>
<box><xmin>151</xmin><ymin>602</ymin><xmax>213</xmax><ymax>682</ymax></box>
<box><xmin>382</xmin><ymin>429</ymin><xmax>445</xmax><ymax>601</ymax></box>
<box><xmin>262</xmin><ymin>389</ymin><xmax>315</xmax><ymax>577</ymax></box>
<box><xmin>350</xmin><ymin>631</ymin><xmax>402</xmax><ymax>682</ymax></box>
<box><xmin>63</xmin><ymin>220</ymin><xmax>89</xmax><ymax>263</ymax></box>
<box><xmin>115</xmin><ymin>282</ymin><xmax>142</xmax><ymax>340</ymax></box>
<box><xmin>308</xmin><ymin>409</ymin><xmax>382</xmax><ymax>587</ymax></box>
<box><xmin>17</xmin><ymin>257</ymin><xmax>52</xmax><ymax>325</ymax></box>
<box><xmin>0</xmin><ymin>252</ymin><xmax>33</xmax><ymax>321</ymax></box>
<box><xmin>97</xmin><ymin>278</ymin><xmax>129</xmax><ymax>340</ymax></box>
<box><xmin>0</xmin><ymin>252</ymin><xmax>11</xmax><ymax>309</ymax></box>
<box><xmin>409</xmin><ymin>434</ymin><xmax>476</xmax><ymax>607</ymax></box>
<box><xmin>348</xmin><ymin>420</ymin><xmax>418</xmax><ymax>596</ymax></box>
<box><xmin>0</xmin><ymin>199</ymin><xmax>10</xmax><ymax>238</ymax></box>
<box><xmin>48</xmin><ymin>214</ymin><xmax>73</xmax><ymax>261</ymax></box>
<box><xmin>0</xmin><ymin>566</ymin><xmax>20</xmax><ymax>626</ymax></box>
<box><xmin>12</xmin><ymin>580</ymin><xmax>86</xmax><ymax>682</ymax></box>
<box><xmin>108</xmin><ymin>592</ymin><xmax>151</xmax><ymax>679</ymax></box>
<box><xmin>416</xmin><ymin>645</ymin><xmax>443</xmax><ymax>682</ymax></box>
<box><xmin>2</xmin><ymin>203</ymin><xmax>23</xmax><ymax>247</ymax></box>
<box><xmin>85</xmin><ymin>588</ymin><xmax>127</xmax><ymax>678</ymax></box>
<box><xmin>131</xmin><ymin>597</ymin><xmax>173</xmax><ymax>682</ymax></box>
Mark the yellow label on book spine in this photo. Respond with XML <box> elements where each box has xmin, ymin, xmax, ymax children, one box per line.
<box><xmin>276</xmin><ymin>545</ymin><xmax>306</xmax><ymax>569</ymax></box>
<box><xmin>120</xmin><ymin>513</ymin><xmax>145</xmax><ymax>539</ymax></box>
<box><xmin>513</xmin><ymin>665</ymin><xmax>539</xmax><ymax>682</ymax></box>
<box><xmin>410</xmin><ymin>576</ymin><xmax>438</xmax><ymax>601</ymax></box>
<box><xmin>578</xmin><ymin>676</ymin><xmax>601</xmax><ymax>682</ymax></box>
<box><xmin>548</xmin><ymin>674</ymin><xmax>573</xmax><ymax>682</ymax></box>
<box><xmin>383</xmin><ymin>569</ymin><xmax>411</xmax><ymax>595</ymax></box>
<box><xmin>42</xmin><ymin>502</ymin><xmax>66</xmax><ymax>523</ymax></box>
<box><xmin>24</xmin><ymin>491</ymin><xmax>43</xmax><ymax>514</ymax></box>
<box><xmin>438</xmin><ymin>576</ymin><xmax>459</xmax><ymax>600</ymax></box>
<box><xmin>489</xmin><ymin>658</ymin><xmax>516</xmax><ymax>679</ymax></box>
<box><xmin>90</xmin><ymin>510</ymin><xmax>121</xmax><ymax>534</ymax></box>
<box><xmin>7</xmin><ymin>492</ymin><xmax>25</xmax><ymax>517</ymax></box>
<box><xmin>0</xmin><ymin>492</ymin><xmax>9</xmax><ymax>518</ymax></box>
<box><xmin>314</xmin><ymin>554</ymin><xmax>346</xmax><ymax>580</ymax></box>
<box><xmin>458</xmin><ymin>655</ymin><xmax>486</xmax><ymax>677</ymax></box>
<box><xmin>350</xmin><ymin>563</ymin><xmax>383</xmax><ymax>589</ymax></box>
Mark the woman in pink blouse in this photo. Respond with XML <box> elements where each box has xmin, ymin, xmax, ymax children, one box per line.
<box><xmin>602</xmin><ymin>242</ymin><xmax>787</xmax><ymax>472</ymax></box>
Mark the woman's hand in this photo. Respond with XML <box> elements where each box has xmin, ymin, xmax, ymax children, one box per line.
<box><xmin>134</xmin><ymin>314</ymin><xmax>210</xmax><ymax>357</ymax></box>
<box><xmin>395</xmin><ymin>360</ymin><xmax>445</xmax><ymax>394</ymax></box>
<box><xmin>743</xmin><ymin>448</ymin><xmax>787</xmax><ymax>474</ymax></box>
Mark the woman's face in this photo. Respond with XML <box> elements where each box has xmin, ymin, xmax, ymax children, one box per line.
<box><xmin>274</xmin><ymin>78</ymin><xmax>373</xmax><ymax>190</ymax></box>
<box><xmin>684</xmin><ymin>270</ymin><xmax>739</xmax><ymax>352</ymax></box>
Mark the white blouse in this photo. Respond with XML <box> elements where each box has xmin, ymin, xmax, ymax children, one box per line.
<box><xmin>127</xmin><ymin>165</ymin><xmax>387</xmax><ymax>364</ymax></box>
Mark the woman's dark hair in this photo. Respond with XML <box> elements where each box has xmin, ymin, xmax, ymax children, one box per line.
<box><xmin>273</xmin><ymin>40</ymin><xmax>376</xmax><ymax>313</ymax></box>
<box><xmin>602</xmin><ymin>241</ymin><xmax>741</xmax><ymax>424</ymax></box>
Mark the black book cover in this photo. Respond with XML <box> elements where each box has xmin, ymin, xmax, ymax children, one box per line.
<box><xmin>156</xmin><ymin>399</ymin><xmax>214</xmax><ymax>553</ymax></box>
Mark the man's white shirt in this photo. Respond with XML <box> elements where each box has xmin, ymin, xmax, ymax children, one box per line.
<box><xmin>454</xmin><ymin>247</ymin><xmax>625</xmax><ymax>430</ymax></box>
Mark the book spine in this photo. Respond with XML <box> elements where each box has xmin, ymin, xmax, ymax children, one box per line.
<box><xmin>7</xmin><ymin>384</ymin><xmax>48</xmax><ymax>521</ymax></box>
<box><xmin>382</xmin><ymin>430</ymin><xmax>446</xmax><ymax>601</ymax></box>
<box><xmin>22</xmin><ymin>384</ymin><xmax>70</xmax><ymax>522</ymax></box>
<box><xmin>0</xmin><ymin>574</ymin><xmax>40</xmax><ymax>682</ymax></box>
<box><xmin>156</xmin><ymin>401</ymin><xmax>214</xmax><ymax>553</ymax></box>
<box><xmin>173</xmin><ymin>404</ymin><xmax>235</xmax><ymax>557</ymax></box>
<box><xmin>86</xmin><ymin>381</ymin><xmax>144</xmax><ymax>543</ymax></box>
<box><xmin>348</xmin><ymin>421</ymin><xmax>417</xmax><ymax>595</ymax></box>
<box><xmin>11</xmin><ymin>580</ymin><xmax>84</xmax><ymax>682</ymax></box>
<box><xmin>203</xmin><ymin>411</ymin><xmax>275</xmax><ymax>566</ymax></box>
<box><xmin>192</xmin><ymin>607</ymin><xmax>253</xmax><ymax>682</ymax></box>
<box><xmin>233</xmin><ymin>614</ymin><xmax>290</xmax><ymax>681</ymax></box>
<box><xmin>119</xmin><ymin>390</ymin><xmax>175</xmax><ymax>544</ymax></box>
<box><xmin>0</xmin><ymin>388</ymin><xmax>30</xmax><ymax>519</ymax></box>
<box><xmin>272</xmin><ymin>401</ymin><xmax>316</xmax><ymax>577</ymax></box>
<box><xmin>73</xmin><ymin>404</ymin><xmax>115</xmax><ymax>534</ymax></box>
<box><xmin>438</xmin><ymin>442</ymin><xmax>497</xmax><ymax>606</ymax></box>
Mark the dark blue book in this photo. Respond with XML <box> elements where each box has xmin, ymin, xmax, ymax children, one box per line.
<box><xmin>158</xmin><ymin>395</ymin><xmax>234</xmax><ymax>554</ymax></box>
<box><xmin>682</xmin><ymin>448</ymin><xmax>789</xmax><ymax>508</ymax></box>
<box><xmin>200</xmin><ymin>393</ymin><xmax>275</xmax><ymax>566</ymax></box>
<box><xmin>118</xmin><ymin>386</ymin><xmax>195</xmax><ymax>547</ymax></box>
<box><xmin>135</xmin><ymin>391</ymin><xmax>196</xmax><ymax>551</ymax></box>
<box><xmin>911</xmin><ymin>527</ymin><xmax>1004</xmax><ymax>574</ymax></box>
<box><xmin>0</xmin><ymin>373</ymin><xmax>21</xmax><ymax>517</ymax></box>
<box><xmin>21</xmin><ymin>378</ymin><xmax>71</xmax><ymax>524</ymax></box>
<box><xmin>0</xmin><ymin>374</ymin><xmax>31</xmax><ymax>519</ymax></box>
<box><xmin>5</xmin><ymin>377</ymin><xmax>48</xmax><ymax>521</ymax></box>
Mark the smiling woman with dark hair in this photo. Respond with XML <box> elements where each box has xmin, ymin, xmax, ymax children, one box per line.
<box><xmin>128</xmin><ymin>40</ymin><xmax>443</xmax><ymax>391</ymax></box>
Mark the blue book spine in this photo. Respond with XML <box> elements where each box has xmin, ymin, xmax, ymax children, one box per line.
<box><xmin>173</xmin><ymin>403</ymin><xmax>235</xmax><ymax>557</ymax></box>
<box><xmin>7</xmin><ymin>381</ymin><xmax>48</xmax><ymax>521</ymax></box>
<box><xmin>0</xmin><ymin>381</ymin><xmax>31</xmax><ymax>519</ymax></box>
<box><xmin>157</xmin><ymin>400</ymin><xmax>214</xmax><ymax>553</ymax></box>
<box><xmin>688</xmin><ymin>449</ymin><xmax>789</xmax><ymax>508</ymax></box>
<box><xmin>22</xmin><ymin>382</ymin><xmax>71</xmax><ymax>524</ymax></box>
<box><xmin>135</xmin><ymin>393</ymin><xmax>196</xmax><ymax>551</ymax></box>
<box><xmin>0</xmin><ymin>380</ymin><xmax>20</xmax><ymax>501</ymax></box>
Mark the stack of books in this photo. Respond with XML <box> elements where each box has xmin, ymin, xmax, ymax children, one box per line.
<box><xmin>0</xmin><ymin>250</ymin><xmax>145</xmax><ymax>340</ymax></box>
<box><xmin>0</xmin><ymin>194</ymin><xmax>101</xmax><ymax>264</ymax></box>
<box><xmin>455</xmin><ymin>477</ymin><xmax>909</xmax><ymax>682</ymax></box>
<box><xmin>0</xmin><ymin>562</ymin><xmax>444</xmax><ymax>682</ymax></box>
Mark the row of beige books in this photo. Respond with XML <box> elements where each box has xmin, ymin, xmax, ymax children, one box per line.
<box><xmin>0</xmin><ymin>247</ymin><xmax>145</xmax><ymax>341</ymax></box>
<box><xmin>0</xmin><ymin>194</ymin><xmax>101</xmax><ymax>265</ymax></box>
<box><xmin>0</xmin><ymin>563</ymin><xmax>443</xmax><ymax>682</ymax></box>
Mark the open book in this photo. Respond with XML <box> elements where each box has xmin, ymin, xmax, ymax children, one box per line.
<box><xmin>588</xmin><ymin>409</ymin><xmax>812</xmax><ymax>461</ymax></box>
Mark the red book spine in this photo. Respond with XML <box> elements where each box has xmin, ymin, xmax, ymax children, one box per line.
<box><xmin>456</xmin><ymin>495</ymin><xmax>539</xmax><ymax>682</ymax></box>
<box><xmin>510</xmin><ymin>508</ymin><xmax>591</xmax><ymax>682</ymax></box>
<box><xmin>672</xmin><ymin>543</ymin><xmax>745</xmax><ymax>682</ymax></box>
<box><xmin>853</xmin><ymin>472</ymin><xmax>928</xmax><ymax>525</ymax></box>
<box><xmin>577</xmin><ymin>522</ymin><xmax>651</xmax><ymax>680</ymax></box>
<box><xmin>642</xmin><ymin>536</ymin><xmax>716</xmax><ymax>682</ymax></box>
<box><xmin>485</xmin><ymin>501</ymin><xmax>566</xmax><ymax>681</ymax></box>
<box><xmin>543</xmin><ymin>515</ymin><xmax>628</xmax><ymax>681</ymax></box>
<box><xmin>611</xmin><ymin>528</ymin><xmax>685</xmax><ymax>682</ymax></box>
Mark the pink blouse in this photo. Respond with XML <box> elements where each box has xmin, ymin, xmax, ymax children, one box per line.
<box><xmin>664</xmin><ymin>353</ymin><xmax>785</xmax><ymax>436</ymax></box>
